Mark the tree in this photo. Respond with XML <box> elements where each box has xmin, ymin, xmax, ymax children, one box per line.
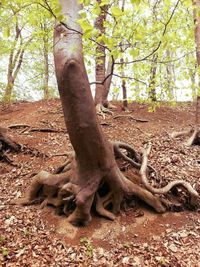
<box><xmin>2</xmin><ymin>21</ymin><xmax>32</xmax><ymax>103</ymax></box>
<box><xmin>94</xmin><ymin>0</ymin><xmax>111</xmax><ymax>113</ymax></box>
<box><xmin>188</xmin><ymin>0</ymin><xmax>200</xmax><ymax>144</ymax></box>
<box><xmin>40</xmin><ymin>20</ymin><xmax>51</xmax><ymax>100</ymax></box>
<box><xmin>12</xmin><ymin>0</ymin><xmax>199</xmax><ymax>227</ymax></box>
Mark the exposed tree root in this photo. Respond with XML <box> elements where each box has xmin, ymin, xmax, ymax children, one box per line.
<box><xmin>170</xmin><ymin>128</ymin><xmax>193</xmax><ymax>138</ymax></box>
<box><xmin>185</xmin><ymin>128</ymin><xmax>200</xmax><ymax>146</ymax></box>
<box><xmin>11</xmin><ymin>141</ymin><xmax>199</xmax><ymax>226</ymax></box>
<box><xmin>0</xmin><ymin>127</ymin><xmax>21</xmax><ymax>164</ymax></box>
<box><xmin>96</xmin><ymin>103</ymin><xmax>114</xmax><ymax>119</ymax></box>
<box><xmin>0</xmin><ymin>127</ymin><xmax>48</xmax><ymax>163</ymax></box>
<box><xmin>171</xmin><ymin>127</ymin><xmax>200</xmax><ymax>146</ymax></box>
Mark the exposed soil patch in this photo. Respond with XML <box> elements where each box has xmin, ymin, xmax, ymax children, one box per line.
<box><xmin>0</xmin><ymin>100</ymin><xmax>200</xmax><ymax>266</ymax></box>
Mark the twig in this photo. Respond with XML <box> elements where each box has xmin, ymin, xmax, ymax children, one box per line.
<box><xmin>113</xmin><ymin>115</ymin><xmax>148</xmax><ymax>123</ymax></box>
<box><xmin>28</xmin><ymin>128</ymin><xmax>66</xmax><ymax>133</ymax></box>
<box><xmin>8</xmin><ymin>124</ymin><xmax>30</xmax><ymax>129</ymax></box>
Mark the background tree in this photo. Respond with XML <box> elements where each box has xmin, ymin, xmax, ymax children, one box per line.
<box><xmin>1</xmin><ymin>3</ymin><xmax>33</xmax><ymax>103</ymax></box>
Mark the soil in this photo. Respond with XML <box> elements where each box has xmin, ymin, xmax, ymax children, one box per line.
<box><xmin>0</xmin><ymin>99</ymin><xmax>200</xmax><ymax>267</ymax></box>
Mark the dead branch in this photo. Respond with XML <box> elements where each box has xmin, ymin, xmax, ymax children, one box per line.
<box><xmin>8</xmin><ymin>124</ymin><xmax>30</xmax><ymax>129</ymax></box>
<box><xmin>28</xmin><ymin>127</ymin><xmax>66</xmax><ymax>133</ymax></box>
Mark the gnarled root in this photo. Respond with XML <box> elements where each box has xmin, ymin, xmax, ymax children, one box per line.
<box><xmin>171</xmin><ymin>127</ymin><xmax>200</xmax><ymax>146</ymax></box>
<box><xmin>10</xmin><ymin>170</ymin><xmax>71</xmax><ymax>206</ymax></box>
<box><xmin>185</xmin><ymin>128</ymin><xmax>200</xmax><ymax>146</ymax></box>
<box><xmin>170</xmin><ymin>128</ymin><xmax>193</xmax><ymax>138</ymax></box>
<box><xmin>12</xmin><ymin>141</ymin><xmax>199</xmax><ymax>226</ymax></box>
<box><xmin>139</xmin><ymin>143</ymin><xmax>199</xmax><ymax>207</ymax></box>
<box><xmin>96</xmin><ymin>191</ymin><xmax>116</xmax><ymax>220</ymax></box>
<box><xmin>96</xmin><ymin>103</ymin><xmax>114</xmax><ymax>119</ymax></box>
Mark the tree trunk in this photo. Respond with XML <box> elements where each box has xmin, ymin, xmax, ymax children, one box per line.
<box><xmin>120</xmin><ymin>57</ymin><xmax>128</xmax><ymax>111</ymax></box>
<box><xmin>148</xmin><ymin>54</ymin><xmax>158</xmax><ymax>102</ymax></box>
<box><xmin>94</xmin><ymin>0</ymin><xmax>108</xmax><ymax>110</ymax></box>
<box><xmin>193</xmin><ymin>0</ymin><xmax>200</xmax><ymax>129</ymax></box>
<box><xmin>2</xmin><ymin>21</ymin><xmax>31</xmax><ymax>104</ymax></box>
<box><xmin>122</xmin><ymin>78</ymin><xmax>128</xmax><ymax>110</ymax></box>
<box><xmin>3</xmin><ymin>80</ymin><xmax>14</xmax><ymax>103</ymax></box>
<box><xmin>54</xmin><ymin>0</ymin><xmax>121</xmax><ymax>225</ymax></box>
<box><xmin>102</xmin><ymin>57</ymin><xmax>113</xmax><ymax>107</ymax></box>
<box><xmin>190</xmin><ymin>66</ymin><xmax>197</xmax><ymax>101</ymax></box>
<box><xmin>43</xmin><ymin>35</ymin><xmax>49</xmax><ymax>100</ymax></box>
<box><xmin>165</xmin><ymin>50</ymin><xmax>175</xmax><ymax>101</ymax></box>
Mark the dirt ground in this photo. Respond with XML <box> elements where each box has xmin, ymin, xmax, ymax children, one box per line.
<box><xmin>0</xmin><ymin>99</ymin><xmax>200</xmax><ymax>266</ymax></box>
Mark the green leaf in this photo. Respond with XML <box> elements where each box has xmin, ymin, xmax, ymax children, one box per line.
<box><xmin>110</xmin><ymin>6</ymin><xmax>123</xmax><ymax>17</ymax></box>
<box><xmin>130</xmin><ymin>0</ymin><xmax>141</xmax><ymax>6</ymax></box>
<box><xmin>77</xmin><ymin>18</ymin><xmax>93</xmax><ymax>32</ymax></box>
<box><xmin>3</xmin><ymin>27</ymin><xmax>10</xmax><ymax>38</ymax></box>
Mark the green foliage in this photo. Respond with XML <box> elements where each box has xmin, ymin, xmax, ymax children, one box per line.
<box><xmin>0</xmin><ymin>0</ymin><xmax>198</xmax><ymax>103</ymax></box>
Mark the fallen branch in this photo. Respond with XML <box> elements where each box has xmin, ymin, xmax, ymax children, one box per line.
<box><xmin>8</xmin><ymin>124</ymin><xmax>30</xmax><ymax>129</ymax></box>
<box><xmin>28</xmin><ymin>128</ymin><xmax>66</xmax><ymax>133</ymax></box>
<box><xmin>113</xmin><ymin>115</ymin><xmax>148</xmax><ymax>122</ymax></box>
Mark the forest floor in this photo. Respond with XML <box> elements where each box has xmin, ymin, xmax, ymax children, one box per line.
<box><xmin>0</xmin><ymin>99</ymin><xmax>200</xmax><ymax>267</ymax></box>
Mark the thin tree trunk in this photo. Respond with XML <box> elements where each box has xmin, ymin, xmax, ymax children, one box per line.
<box><xmin>166</xmin><ymin>50</ymin><xmax>175</xmax><ymax>101</ymax></box>
<box><xmin>148</xmin><ymin>53</ymin><xmax>158</xmax><ymax>102</ymax></box>
<box><xmin>102</xmin><ymin>57</ymin><xmax>113</xmax><ymax>107</ymax></box>
<box><xmin>120</xmin><ymin>0</ymin><xmax>128</xmax><ymax>111</ymax></box>
<box><xmin>190</xmin><ymin>66</ymin><xmax>197</xmax><ymax>101</ymax></box>
<box><xmin>2</xmin><ymin>22</ymin><xmax>31</xmax><ymax>104</ymax></box>
<box><xmin>94</xmin><ymin>0</ymin><xmax>108</xmax><ymax>110</ymax></box>
<box><xmin>3</xmin><ymin>81</ymin><xmax>14</xmax><ymax>103</ymax></box>
<box><xmin>196</xmin><ymin>96</ymin><xmax>200</xmax><ymax>126</ymax></box>
<box><xmin>120</xmin><ymin>57</ymin><xmax>128</xmax><ymax>111</ymax></box>
<box><xmin>193</xmin><ymin>0</ymin><xmax>200</xmax><ymax>128</ymax></box>
<box><xmin>43</xmin><ymin>34</ymin><xmax>49</xmax><ymax>100</ymax></box>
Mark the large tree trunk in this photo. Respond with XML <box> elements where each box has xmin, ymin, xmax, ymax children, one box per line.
<box><xmin>53</xmin><ymin>0</ymin><xmax>121</xmax><ymax>225</ymax></box>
